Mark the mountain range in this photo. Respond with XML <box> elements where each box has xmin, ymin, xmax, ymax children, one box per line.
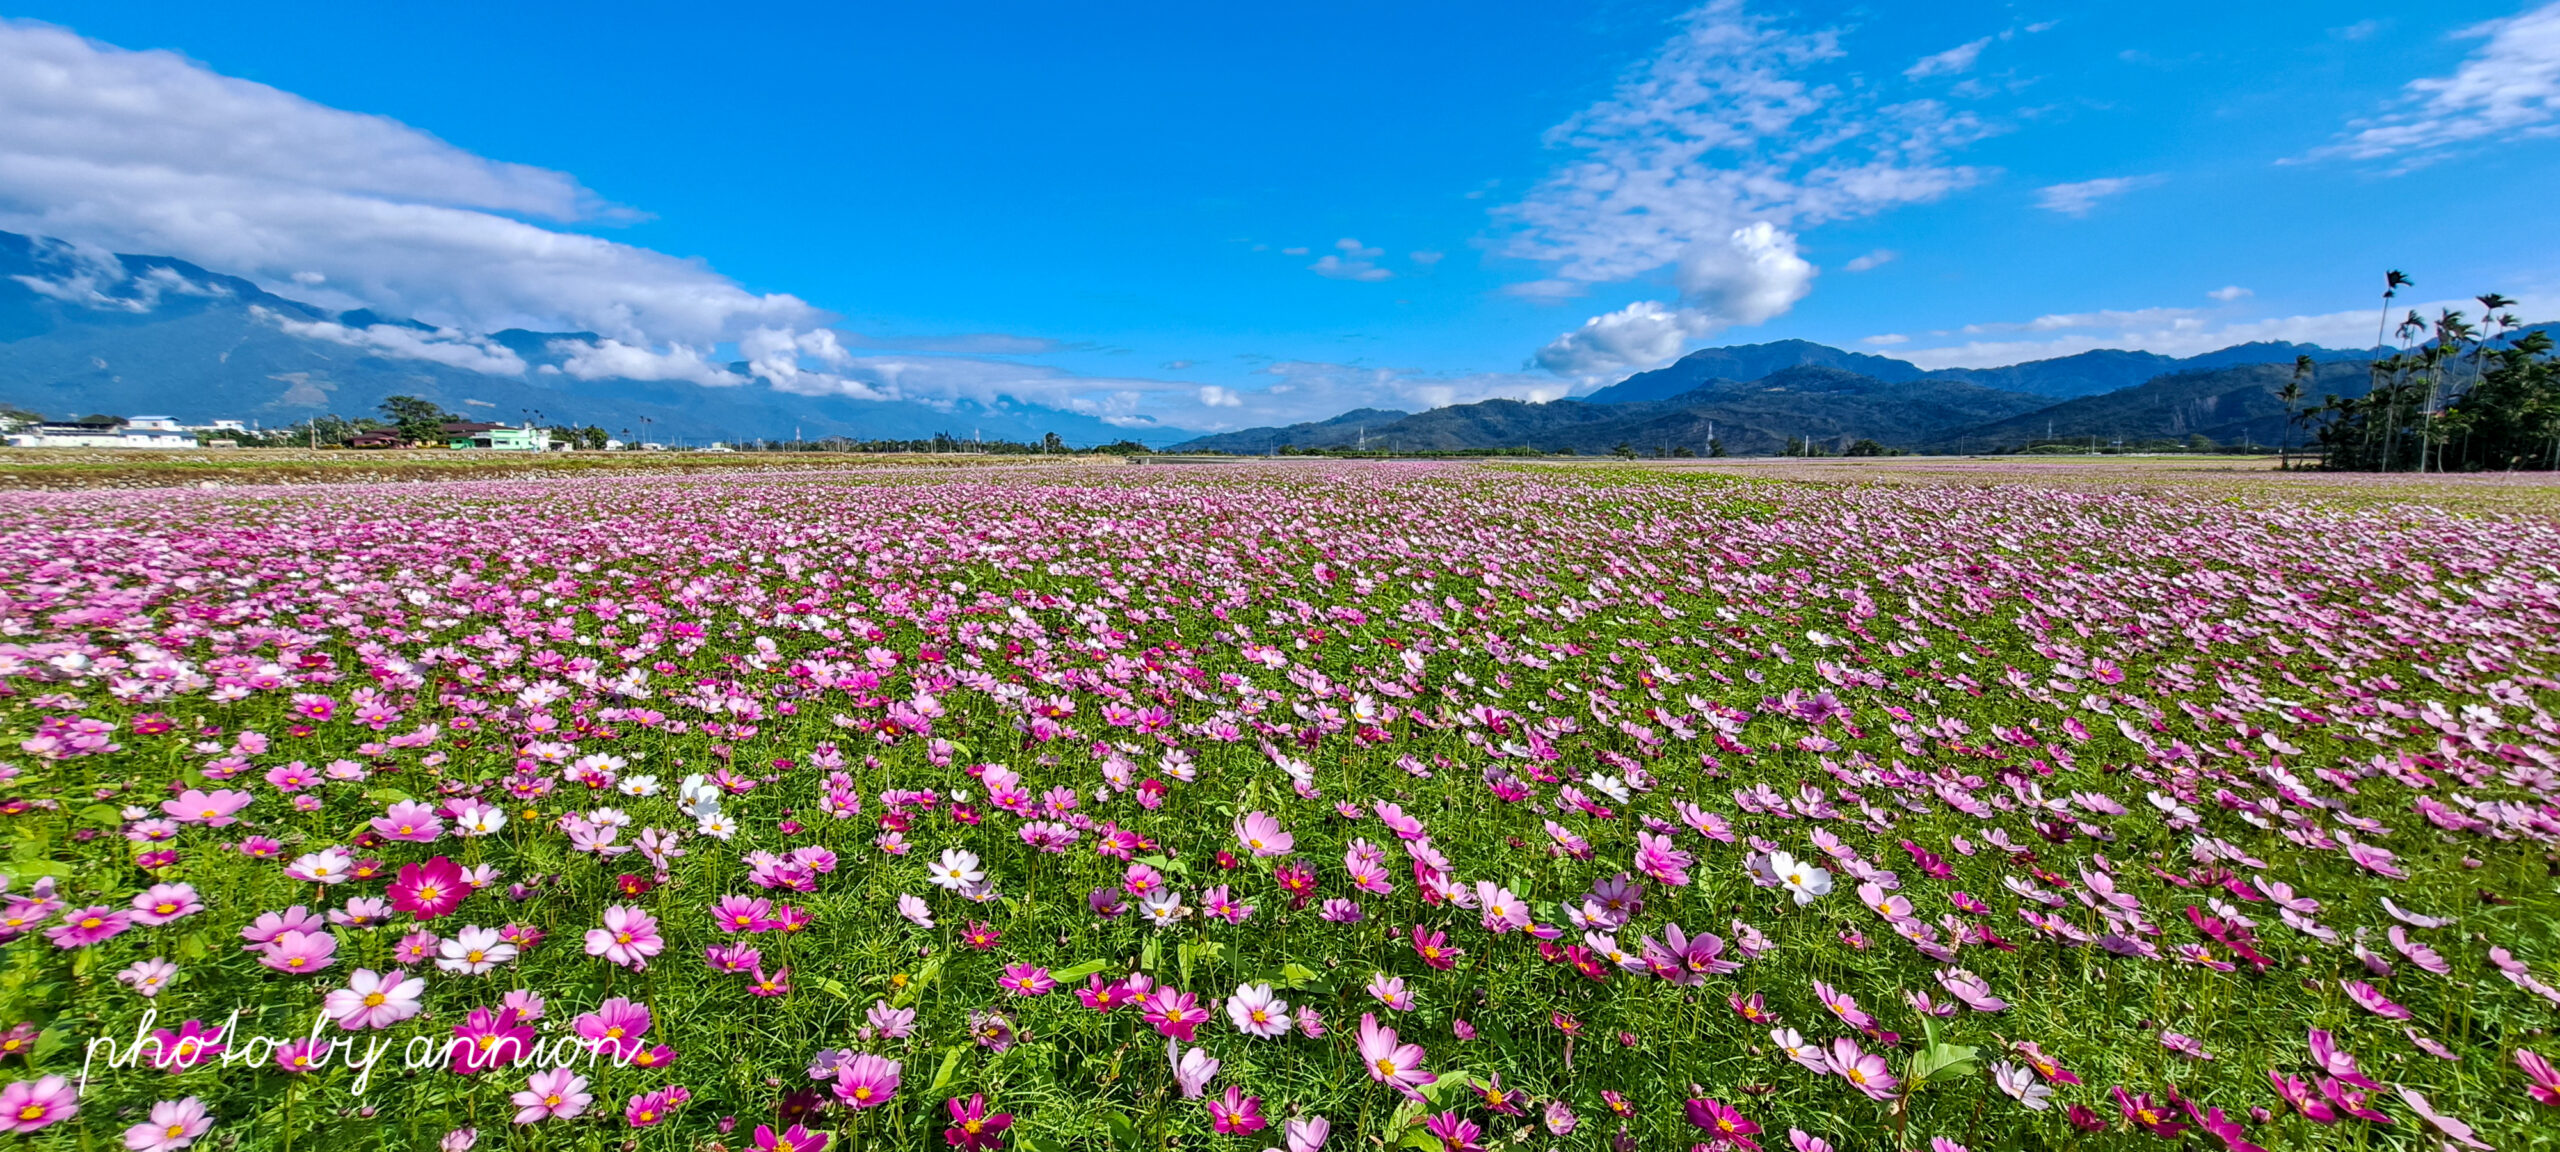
<box><xmin>0</xmin><ymin>230</ymin><xmax>1171</xmax><ymax>446</ymax></box>
<box><xmin>1167</xmin><ymin>332</ymin><xmax>2552</xmax><ymax>456</ymax></box>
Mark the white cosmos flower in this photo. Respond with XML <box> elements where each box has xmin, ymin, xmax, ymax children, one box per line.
<box><xmin>1768</xmin><ymin>851</ymin><xmax>1834</xmax><ymax>906</ymax></box>
<box><xmin>927</xmin><ymin>849</ymin><xmax>984</xmax><ymax>891</ymax></box>
<box><xmin>436</xmin><ymin>925</ymin><xmax>517</xmax><ymax>975</ymax></box>
<box><xmin>695</xmin><ymin>812</ymin><xmax>739</xmax><ymax>841</ymax></box>
<box><xmin>617</xmin><ymin>775</ymin><xmax>661</xmax><ymax>797</ymax></box>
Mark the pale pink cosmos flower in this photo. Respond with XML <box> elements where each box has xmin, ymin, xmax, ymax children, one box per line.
<box><xmin>322</xmin><ymin>968</ymin><xmax>425</xmax><ymax>1031</ymax></box>
<box><xmin>1228</xmin><ymin>983</ymin><xmax>1291</xmax><ymax>1038</ymax></box>
<box><xmin>121</xmin><ymin>1095</ymin><xmax>211</xmax><ymax>1152</ymax></box>
<box><xmin>584</xmin><ymin>905</ymin><xmax>664</xmax><ymax>971</ymax></box>
<box><xmin>509</xmin><ymin>1069</ymin><xmax>591</xmax><ymax>1124</ymax></box>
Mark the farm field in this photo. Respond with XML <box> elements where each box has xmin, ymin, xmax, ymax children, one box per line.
<box><xmin>0</xmin><ymin>459</ymin><xmax>2555</xmax><ymax>1152</ymax></box>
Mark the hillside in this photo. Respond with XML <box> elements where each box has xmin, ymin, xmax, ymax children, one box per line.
<box><xmin>0</xmin><ymin>230</ymin><xmax>1182</xmax><ymax>446</ymax></box>
<box><xmin>1926</xmin><ymin>360</ymin><xmax>2379</xmax><ymax>452</ymax></box>
<box><xmin>1164</xmin><ymin>408</ymin><xmax>1411</xmax><ymax>454</ymax></box>
<box><xmin>1175</xmin><ymin>366</ymin><xmax>2053</xmax><ymax>456</ymax></box>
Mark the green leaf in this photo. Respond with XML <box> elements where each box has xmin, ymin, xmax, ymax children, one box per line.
<box><xmin>894</xmin><ymin>954</ymin><xmax>947</xmax><ymax>1008</ymax></box>
<box><xmin>175</xmin><ymin>931</ymin><xmax>210</xmax><ymax>962</ymax></box>
<box><xmin>1140</xmin><ymin>937</ymin><xmax>1161</xmax><ymax>973</ymax></box>
<box><xmin>1046</xmin><ymin>959</ymin><xmax>1113</xmax><ymax>984</ymax></box>
<box><xmin>1101</xmin><ymin>1112</ymin><xmax>1142</xmax><ymax>1150</ymax></box>
<box><xmin>814</xmin><ymin>976</ymin><xmax>851</xmax><ymax>1001</ymax></box>
<box><xmin>1178</xmin><ymin>940</ymin><xmax>1225</xmax><ymax>984</ymax></box>
<box><xmin>28</xmin><ymin>1027</ymin><xmax>67</xmax><ymax>1068</ymax></box>
<box><xmin>1906</xmin><ymin>1041</ymin><xmax>1980</xmax><ymax>1088</ymax></box>
<box><xmin>1399</xmin><ymin>1133</ymin><xmax>1445</xmax><ymax>1152</ymax></box>
<box><xmin>363</xmin><ymin>786</ymin><xmax>414</xmax><ymax>805</ymax></box>
<box><xmin>928</xmin><ymin>1046</ymin><xmax>966</xmax><ymax>1095</ymax></box>
<box><xmin>75</xmin><ymin>804</ymin><xmax>123</xmax><ymax>828</ymax></box>
<box><xmin>1275</xmin><ymin>962</ymin><xmax>1321</xmax><ymax>990</ymax></box>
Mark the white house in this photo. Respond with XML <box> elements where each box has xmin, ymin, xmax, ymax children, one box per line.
<box><xmin>6</xmin><ymin>420</ymin><xmax>198</xmax><ymax>449</ymax></box>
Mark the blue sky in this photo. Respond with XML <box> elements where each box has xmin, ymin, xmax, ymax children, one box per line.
<box><xmin>2</xmin><ymin>0</ymin><xmax>2557</xmax><ymax>432</ymax></box>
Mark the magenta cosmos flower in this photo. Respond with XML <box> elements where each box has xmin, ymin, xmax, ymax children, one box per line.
<box><xmin>944</xmin><ymin>1095</ymin><xmax>1012</xmax><ymax>1150</ymax></box>
<box><xmin>47</xmin><ymin>905</ymin><xmax>132</xmax><ymax>948</ymax></box>
<box><xmin>387</xmin><ymin>857</ymin><xmax>469</xmax><ymax>921</ymax></box>
<box><xmin>833</xmin><ymin>1053</ymin><xmax>901</xmax><ymax>1109</ymax></box>
<box><xmin>585</xmin><ymin>905</ymin><xmax>664</xmax><ymax>970</ymax></box>
<box><xmin>0</xmin><ymin>1075</ymin><xmax>78</xmax><ymax>1132</ymax></box>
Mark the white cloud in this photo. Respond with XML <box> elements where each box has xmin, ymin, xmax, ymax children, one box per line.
<box><xmin>262</xmin><ymin>307</ymin><xmax>529</xmax><ymax>376</ymax></box>
<box><xmin>1894</xmin><ymin>292</ymin><xmax>2560</xmax><ymax>368</ymax></box>
<box><xmin>1409</xmin><ymin>250</ymin><xmax>1445</xmax><ymax>266</ymax></box>
<box><xmin>1198</xmin><ymin>385</ymin><xmax>1243</xmax><ymax>407</ymax></box>
<box><xmin>1843</xmin><ymin>248</ymin><xmax>1897</xmax><ymax>272</ymax></box>
<box><xmin>2310</xmin><ymin>2</ymin><xmax>2560</xmax><ymax>167</ymax></box>
<box><xmin>1860</xmin><ymin>333</ymin><xmax>1908</xmax><ymax>345</ymax></box>
<box><xmin>1309</xmin><ymin>237</ymin><xmax>1392</xmax><ymax>281</ymax></box>
<box><xmin>2206</xmin><ymin>285</ymin><xmax>2252</xmax><ymax>302</ymax></box>
<box><xmin>0</xmin><ymin>19</ymin><xmax>818</xmax><ymax>362</ymax></box>
<box><xmin>549</xmin><ymin>338</ymin><xmax>747</xmax><ymax>389</ymax></box>
<box><xmin>1532</xmin><ymin>222</ymin><xmax>1814</xmax><ymax>376</ymax></box>
<box><xmin>2034</xmin><ymin>175</ymin><xmax>2158</xmax><ymax>216</ymax></box>
<box><xmin>1905</xmin><ymin>37</ymin><xmax>1992</xmax><ymax>80</ymax></box>
<box><xmin>1499</xmin><ymin>0</ymin><xmax>1994</xmax><ymax>366</ymax></box>
<box><xmin>1677</xmin><ymin>221</ymin><xmax>1815</xmax><ymax>327</ymax></box>
<box><xmin>1534</xmin><ymin>300</ymin><xmax>1712</xmax><ymax>375</ymax></box>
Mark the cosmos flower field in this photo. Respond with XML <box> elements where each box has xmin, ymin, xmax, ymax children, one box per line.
<box><xmin>0</xmin><ymin>460</ymin><xmax>2555</xmax><ymax>1152</ymax></box>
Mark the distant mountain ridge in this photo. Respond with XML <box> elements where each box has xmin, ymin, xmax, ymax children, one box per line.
<box><xmin>1579</xmin><ymin>337</ymin><xmax>2381</xmax><ymax>405</ymax></box>
<box><xmin>1176</xmin><ymin>365</ymin><xmax>2057</xmax><ymax>456</ymax></box>
<box><xmin>0</xmin><ymin>229</ymin><xmax>1182</xmax><ymax>446</ymax></box>
<box><xmin>1168</xmin><ymin>331</ymin><xmax>2510</xmax><ymax>456</ymax></box>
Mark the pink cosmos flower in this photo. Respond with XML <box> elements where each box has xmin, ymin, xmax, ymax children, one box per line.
<box><xmin>869</xmin><ymin>1001</ymin><xmax>917</xmax><ymax>1039</ymax></box>
<box><xmin>116</xmin><ymin>958</ymin><xmax>178</xmax><ymax>998</ymax></box>
<box><xmin>944</xmin><ymin>1095</ymin><xmax>1012</xmax><ymax>1150</ymax></box>
<box><xmin>122</xmin><ymin>1096</ymin><xmax>212</xmax><ymax>1152</ymax></box>
<box><xmin>162</xmin><ymin>789</ymin><xmax>252</xmax><ymax>827</ymax></box>
<box><xmin>754</xmin><ymin>1124</ymin><xmax>831</xmax><ymax>1152</ymax></box>
<box><xmin>1685</xmin><ymin>1097</ymin><xmax>1761</xmax><ymax>1151</ymax></box>
<box><xmin>1356</xmin><ymin>1013</ymin><xmax>1436</xmax><ymax>1099</ymax></box>
<box><xmin>1234</xmin><ymin>811</ymin><xmax>1293</xmax><ymax>857</ymax></box>
<box><xmin>510</xmin><ymin>1069</ymin><xmax>592</xmax><ymax>1124</ymax></box>
<box><xmin>1425</xmin><ymin>1112</ymin><xmax>1485</xmax><ymax>1152</ymax></box>
<box><xmin>585</xmin><ymin>905</ymin><xmax>664</xmax><ymax>970</ymax></box>
<box><xmin>1825</xmin><ymin>1039</ymin><xmax>1899</xmax><ymax>1101</ymax></box>
<box><xmin>257</xmin><ymin>929</ymin><xmax>337</xmax><ymax>975</ymax></box>
<box><xmin>1140</xmin><ymin>987</ymin><xmax>1209</xmax><ymax>1040</ymax></box>
<box><xmin>322</xmin><ymin>968</ymin><xmax>424</xmax><ymax>1030</ymax></box>
<box><xmin>1169</xmin><ymin>1041</ymin><xmax>1220</xmax><ymax>1098</ymax></box>
<box><xmin>833</xmin><ymin>1053</ymin><xmax>901</xmax><ymax>1109</ymax></box>
<box><xmin>2520</xmin><ymin>1048</ymin><xmax>2560</xmax><ymax>1106</ymax></box>
<box><xmin>1934</xmin><ymin>968</ymin><xmax>2006</xmax><ymax>1012</ymax></box>
<box><xmin>2341</xmin><ymin>980</ymin><xmax>2411</xmax><ymax>1020</ymax></box>
<box><xmin>574</xmin><ymin>997</ymin><xmax>652</xmax><ymax>1061</ymax></box>
<box><xmin>998</xmin><ymin>964</ymin><xmax>1055</xmax><ymax>996</ymax></box>
<box><xmin>624</xmin><ymin>1088</ymin><xmax>681</xmax><ymax>1128</ymax></box>
<box><xmin>1208</xmin><ymin>1085</ymin><xmax>1269</xmax><ymax>1136</ymax></box>
<box><xmin>128</xmin><ymin>884</ymin><xmax>203</xmax><ymax>926</ymax></box>
<box><xmin>48</xmin><ymin>905</ymin><xmax>133</xmax><ymax>948</ymax></box>
<box><xmin>450</xmin><ymin>1007</ymin><xmax>536</xmax><ymax>1075</ymax></box>
<box><xmin>1227</xmin><ymin>983</ymin><xmax>1291</xmax><ymax>1038</ymax></box>
<box><xmin>1474</xmin><ymin>882</ymin><xmax>1530</xmax><ymax>934</ymax></box>
<box><xmin>370</xmin><ymin>800</ymin><xmax>446</xmax><ymax>842</ymax></box>
<box><xmin>387</xmin><ymin>857</ymin><xmax>469</xmax><ymax>921</ymax></box>
<box><xmin>0</xmin><ymin>1075</ymin><xmax>78</xmax><ymax>1132</ymax></box>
